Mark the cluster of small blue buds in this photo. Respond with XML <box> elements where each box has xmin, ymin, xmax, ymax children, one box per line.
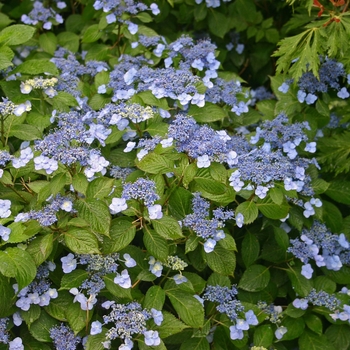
<box><xmin>100</xmin><ymin>301</ymin><xmax>162</xmax><ymax>349</ymax></box>
<box><xmin>183</xmin><ymin>193</ymin><xmax>235</xmax><ymax>252</ymax></box>
<box><xmin>122</xmin><ymin>178</ymin><xmax>160</xmax><ymax>207</ymax></box>
<box><xmin>288</xmin><ymin>221</ymin><xmax>350</xmax><ymax>278</ymax></box>
<box><xmin>49</xmin><ymin>324</ymin><xmax>81</xmax><ymax>350</ymax></box>
<box><xmin>14</xmin><ymin>262</ymin><xmax>57</xmax><ymax>311</ymax></box>
<box><xmin>278</xmin><ymin>58</ymin><xmax>350</xmax><ymax>104</ymax></box>
<box><xmin>167</xmin><ymin>114</ymin><xmax>238</xmax><ymax>168</ymax></box>
<box><xmin>202</xmin><ymin>285</ymin><xmax>258</xmax><ymax>340</ymax></box>
<box><xmin>14</xmin><ymin>194</ymin><xmax>73</xmax><ymax>227</ymax></box>
<box><xmin>330</xmin><ymin>304</ymin><xmax>350</xmax><ymax>324</ymax></box>
<box><xmin>21</xmin><ymin>1</ymin><xmax>64</xmax><ymax>30</ymax></box>
<box><xmin>293</xmin><ymin>288</ymin><xmax>340</xmax><ymax>311</ymax></box>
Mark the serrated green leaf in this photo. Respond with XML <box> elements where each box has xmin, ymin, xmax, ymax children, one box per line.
<box><xmin>12</xmin><ymin>59</ymin><xmax>58</xmax><ymax>75</ymax></box>
<box><xmin>143</xmin><ymin>227</ymin><xmax>169</xmax><ymax>261</ymax></box>
<box><xmin>137</xmin><ymin>153</ymin><xmax>174</xmax><ymax>174</ymax></box>
<box><xmin>304</xmin><ymin>313</ymin><xmax>322</xmax><ymax>335</ymax></box>
<box><xmin>188</xmin><ymin>103</ymin><xmax>227</xmax><ymax>123</ymax></box>
<box><xmin>299</xmin><ymin>330</ymin><xmax>334</xmax><ymax>350</ymax></box>
<box><xmin>0</xmin><ymin>24</ymin><xmax>35</xmax><ymax>46</ymax></box>
<box><xmin>143</xmin><ymin>285</ymin><xmax>165</xmax><ymax>311</ymax></box>
<box><xmin>152</xmin><ymin>215</ymin><xmax>184</xmax><ymax>240</ymax></box>
<box><xmin>205</xmin><ymin>244</ymin><xmax>236</xmax><ymax>276</ymax></box>
<box><xmin>239</xmin><ymin>264</ymin><xmax>270</xmax><ymax>292</ymax></box>
<box><xmin>325</xmin><ymin>180</ymin><xmax>350</xmax><ymax>205</ymax></box>
<box><xmin>29</xmin><ymin>310</ymin><xmax>58</xmax><ymax>342</ymax></box>
<box><xmin>180</xmin><ymin>337</ymin><xmax>210</xmax><ymax>350</ymax></box>
<box><xmin>9</xmin><ymin>124</ymin><xmax>42</xmax><ymax>140</ymax></box>
<box><xmin>0</xmin><ymin>247</ymin><xmax>36</xmax><ymax>291</ymax></box>
<box><xmin>82</xmin><ymin>24</ymin><xmax>103</xmax><ymax>43</ymax></box>
<box><xmin>65</xmin><ymin>299</ymin><xmax>92</xmax><ymax>334</ymax></box>
<box><xmin>236</xmin><ymin>201</ymin><xmax>258</xmax><ymax>225</ymax></box>
<box><xmin>324</xmin><ymin>325</ymin><xmax>350</xmax><ymax>350</ymax></box>
<box><xmin>253</xmin><ymin>324</ymin><xmax>273</xmax><ymax>348</ymax></box>
<box><xmin>26</xmin><ymin>234</ymin><xmax>53</xmax><ymax>266</ymax></box>
<box><xmin>287</xmin><ymin>265</ymin><xmax>313</xmax><ymax>297</ymax></box>
<box><xmin>0</xmin><ymin>274</ymin><xmax>15</xmax><ymax>317</ymax></box>
<box><xmin>256</xmin><ymin>196</ymin><xmax>289</xmax><ymax>219</ymax></box>
<box><xmin>75</xmin><ymin>199</ymin><xmax>111</xmax><ymax>236</ymax></box>
<box><xmin>39</xmin><ymin>32</ymin><xmax>57</xmax><ymax>55</ymax></box>
<box><xmin>86</xmin><ymin>177</ymin><xmax>115</xmax><ymax>199</ymax></box>
<box><xmin>281</xmin><ymin>316</ymin><xmax>305</xmax><ymax>340</ymax></box>
<box><xmin>64</xmin><ymin>228</ymin><xmax>100</xmax><ymax>254</ymax></box>
<box><xmin>166</xmin><ymin>289</ymin><xmax>204</xmax><ymax>328</ymax></box>
<box><xmin>242</xmin><ymin>233</ymin><xmax>260</xmax><ymax>267</ymax></box>
<box><xmin>60</xmin><ymin>269</ymin><xmax>90</xmax><ymax>290</ymax></box>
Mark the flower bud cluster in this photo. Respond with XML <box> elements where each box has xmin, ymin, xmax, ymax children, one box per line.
<box><xmin>20</xmin><ymin>77</ymin><xmax>58</xmax><ymax>97</ymax></box>
<box><xmin>0</xmin><ymin>98</ymin><xmax>31</xmax><ymax>117</ymax></box>
<box><xmin>293</xmin><ymin>288</ymin><xmax>340</xmax><ymax>311</ymax></box>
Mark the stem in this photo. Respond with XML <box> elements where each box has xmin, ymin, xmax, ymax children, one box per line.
<box><xmin>1</xmin><ymin>115</ymin><xmax>5</xmax><ymax>147</ymax></box>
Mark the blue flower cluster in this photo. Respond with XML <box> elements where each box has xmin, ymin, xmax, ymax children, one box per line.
<box><xmin>21</xmin><ymin>0</ymin><xmax>65</xmax><ymax>30</ymax></box>
<box><xmin>14</xmin><ymin>262</ymin><xmax>57</xmax><ymax>311</ymax></box>
<box><xmin>49</xmin><ymin>324</ymin><xmax>81</xmax><ymax>350</ymax></box>
<box><xmin>293</xmin><ymin>288</ymin><xmax>340</xmax><ymax>311</ymax></box>
<box><xmin>14</xmin><ymin>194</ymin><xmax>73</xmax><ymax>227</ymax></box>
<box><xmin>288</xmin><ymin>221</ymin><xmax>350</xmax><ymax>278</ymax></box>
<box><xmin>98</xmin><ymin>301</ymin><xmax>163</xmax><ymax>349</ymax></box>
<box><xmin>195</xmin><ymin>0</ymin><xmax>232</xmax><ymax>8</ymax></box>
<box><xmin>0</xmin><ymin>318</ymin><xmax>9</xmax><ymax>344</ymax></box>
<box><xmin>61</xmin><ymin>253</ymin><xmax>136</xmax><ymax>310</ymax></box>
<box><xmin>202</xmin><ymin>285</ymin><xmax>258</xmax><ymax>340</ymax></box>
<box><xmin>279</xmin><ymin>58</ymin><xmax>350</xmax><ymax>104</ymax></box>
<box><xmin>167</xmin><ymin>115</ymin><xmax>238</xmax><ymax>168</ymax></box>
<box><xmin>183</xmin><ymin>193</ymin><xmax>237</xmax><ymax>252</ymax></box>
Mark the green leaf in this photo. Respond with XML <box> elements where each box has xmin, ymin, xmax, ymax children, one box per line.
<box><xmin>102</xmin><ymin>217</ymin><xmax>136</xmax><ymax>254</ymax></box>
<box><xmin>152</xmin><ymin>215</ymin><xmax>184</xmax><ymax>240</ymax></box>
<box><xmin>180</xmin><ymin>337</ymin><xmax>210</xmax><ymax>350</ymax></box>
<box><xmin>313</xmin><ymin>276</ymin><xmax>336</xmax><ymax>294</ymax></box>
<box><xmin>134</xmin><ymin>90</ymin><xmax>168</xmax><ymax>110</ymax></box>
<box><xmin>166</xmin><ymin>289</ymin><xmax>204</xmax><ymax>328</ymax></box>
<box><xmin>64</xmin><ymin>228</ymin><xmax>100</xmax><ymax>254</ymax></box>
<box><xmin>9</xmin><ymin>124</ymin><xmax>42</xmax><ymax>140</ymax></box>
<box><xmin>193</xmin><ymin>177</ymin><xmax>226</xmax><ymax>195</ymax></box>
<box><xmin>60</xmin><ymin>269</ymin><xmax>90</xmax><ymax>290</ymax></box>
<box><xmin>206</xmin><ymin>244</ymin><xmax>236</xmax><ymax>276</ymax></box>
<box><xmin>269</xmin><ymin>187</ymin><xmax>284</xmax><ymax>205</ymax></box>
<box><xmin>281</xmin><ymin>316</ymin><xmax>305</xmax><ymax>340</ymax></box>
<box><xmin>39</xmin><ymin>32</ymin><xmax>57</xmax><ymax>55</ymax></box>
<box><xmin>287</xmin><ymin>265</ymin><xmax>313</xmax><ymax>297</ymax></box>
<box><xmin>0</xmin><ymin>24</ymin><xmax>35</xmax><ymax>46</ymax></box>
<box><xmin>256</xmin><ymin>197</ymin><xmax>289</xmax><ymax>220</ymax></box>
<box><xmin>238</xmin><ymin>264</ymin><xmax>270</xmax><ymax>292</ymax></box>
<box><xmin>143</xmin><ymin>286</ymin><xmax>166</xmax><ymax>310</ymax></box>
<box><xmin>29</xmin><ymin>310</ymin><xmax>58</xmax><ymax>342</ymax></box>
<box><xmin>86</xmin><ymin>177</ymin><xmax>115</xmax><ymax>199</ymax></box>
<box><xmin>273</xmin><ymin>226</ymin><xmax>290</xmax><ymax>250</ymax></box>
<box><xmin>168</xmin><ymin>187</ymin><xmax>192</xmax><ymax>220</ymax></box>
<box><xmin>156</xmin><ymin>311</ymin><xmax>189</xmax><ymax>338</ymax></box>
<box><xmin>75</xmin><ymin>199</ymin><xmax>111</xmax><ymax>236</ymax></box>
<box><xmin>137</xmin><ymin>153</ymin><xmax>174</xmax><ymax>174</ymax></box>
<box><xmin>50</xmin><ymin>91</ymin><xmax>79</xmax><ymax>110</ymax></box>
<box><xmin>12</xmin><ymin>59</ymin><xmax>59</xmax><ymax>75</ymax></box>
<box><xmin>322</xmin><ymin>200</ymin><xmax>343</xmax><ymax>232</ymax></box>
<box><xmin>273</xmin><ymin>27</ymin><xmax>326</xmax><ymax>81</ymax></box>
<box><xmin>26</xmin><ymin>234</ymin><xmax>53</xmax><ymax>266</ymax></box>
<box><xmin>0</xmin><ymin>274</ymin><xmax>15</xmax><ymax>317</ymax></box>
<box><xmin>143</xmin><ymin>227</ymin><xmax>169</xmax><ymax>261</ymax></box>
<box><xmin>20</xmin><ymin>305</ymin><xmax>41</xmax><ymax>326</ymax></box>
<box><xmin>325</xmin><ymin>180</ymin><xmax>350</xmax><ymax>205</ymax></box>
<box><xmin>304</xmin><ymin>314</ymin><xmax>322</xmax><ymax>336</ymax></box>
<box><xmin>299</xmin><ymin>330</ymin><xmax>334</xmax><ymax>350</ymax></box>
<box><xmin>57</xmin><ymin>31</ymin><xmax>80</xmax><ymax>52</ymax></box>
<box><xmin>84</xmin><ymin>331</ymin><xmax>108</xmax><ymax>350</ymax></box>
<box><xmin>82</xmin><ymin>24</ymin><xmax>103</xmax><ymax>43</ymax></box>
<box><xmin>324</xmin><ymin>325</ymin><xmax>350</xmax><ymax>350</ymax></box>
<box><xmin>185</xmin><ymin>234</ymin><xmax>200</xmax><ymax>254</ymax></box>
<box><xmin>72</xmin><ymin>173</ymin><xmax>89</xmax><ymax>195</ymax></box>
<box><xmin>253</xmin><ymin>325</ymin><xmax>273</xmax><ymax>348</ymax></box>
<box><xmin>241</xmin><ymin>233</ymin><xmax>260</xmax><ymax>267</ymax></box>
<box><xmin>136</xmin><ymin>12</ymin><xmax>153</xmax><ymax>23</ymax></box>
<box><xmin>0</xmin><ymin>247</ymin><xmax>36</xmax><ymax>290</ymax></box>
<box><xmin>45</xmin><ymin>291</ymin><xmax>72</xmax><ymax>321</ymax></box>
<box><xmin>236</xmin><ymin>201</ymin><xmax>259</xmax><ymax>225</ymax></box>
<box><xmin>188</xmin><ymin>103</ymin><xmax>227</xmax><ymax>123</ymax></box>
<box><xmin>208</xmin><ymin>11</ymin><xmax>231</xmax><ymax>38</ymax></box>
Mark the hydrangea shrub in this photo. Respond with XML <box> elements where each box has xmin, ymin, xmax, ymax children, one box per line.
<box><xmin>1</xmin><ymin>0</ymin><xmax>350</xmax><ymax>349</ymax></box>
